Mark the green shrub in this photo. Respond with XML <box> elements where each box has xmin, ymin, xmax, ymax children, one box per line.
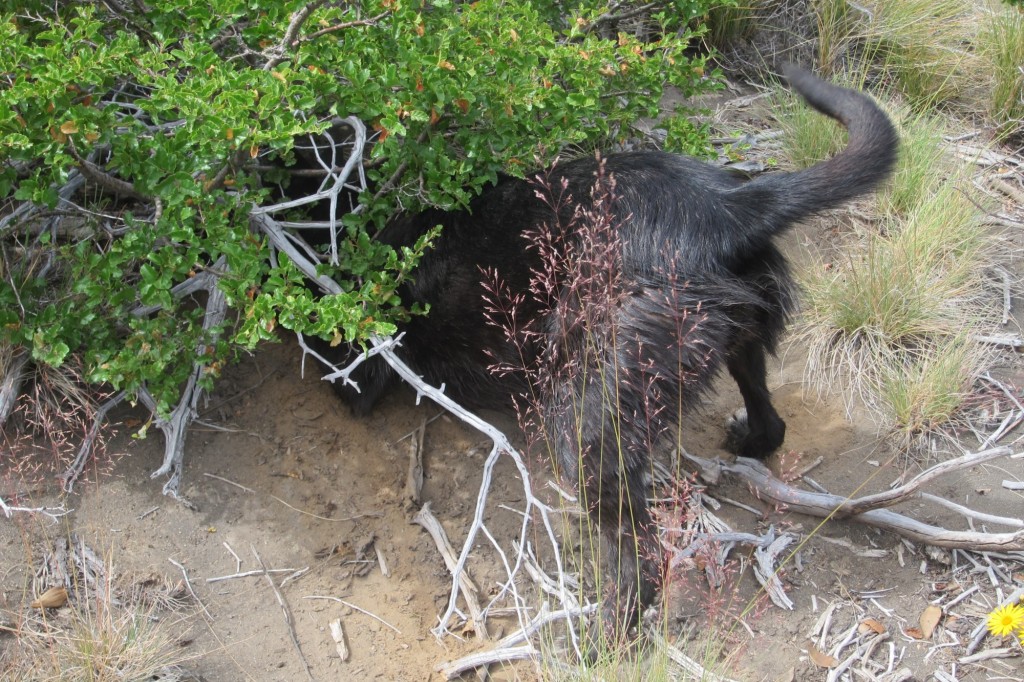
<box><xmin>0</xmin><ymin>1</ymin><xmax>721</xmax><ymax>418</ymax></box>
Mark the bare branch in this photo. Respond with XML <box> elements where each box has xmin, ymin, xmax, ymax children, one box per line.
<box><xmin>686</xmin><ymin>449</ymin><xmax>1024</xmax><ymax>551</ymax></box>
<box><xmin>293</xmin><ymin>11</ymin><xmax>391</xmax><ymax>45</ymax></box>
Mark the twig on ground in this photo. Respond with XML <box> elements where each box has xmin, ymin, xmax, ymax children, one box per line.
<box><xmin>203</xmin><ymin>472</ymin><xmax>256</xmax><ymax>494</ymax></box>
<box><xmin>959</xmin><ymin>647</ymin><xmax>1017</xmax><ymax>664</ymax></box>
<box><xmin>436</xmin><ymin>602</ymin><xmax>601</xmax><ymax>677</ymax></box>
<box><xmin>252</xmin><ymin>545</ymin><xmax>312</xmax><ymax>681</ymax></box>
<box><xmin>374</xmin><ymin>542</ymin><xmax>391</xmax><ymax>578</ymax></box>
<box><xmin>223</xmin><ymin>541</ymin><xmax>243</xmax><ymax>573</ymax></box>
<box><xmin>437</xmin><ymin>645</ymin><xmax>537</xmax><ymax>680</ymax></box>
<box><xmin>650</xmin><ymin>631</ymin><xmax>741</xmax><ymax>682</ymax></box>
<box><xmin>206</xmin><ymin>568</ymin><xmax>302</xmax><ymax>583</ymax></box>
<box><xmin>303</xmin><ymin>595</ymin><xmax>402</xmax><ymax>634</ymax></box>
<box><xmin>168</xmin><ymin>558</ymin><xmax>213</xmax><ymax>621</ymax></box>
<box><xmin>973</xmin><ymin>333</ymin><xmax>1024</xmax><ymax>350</ymax></box>
<box><xmin>752</xmin><ymin>529</ymin><xmax>796</xmax><ymax>609</ymax></box>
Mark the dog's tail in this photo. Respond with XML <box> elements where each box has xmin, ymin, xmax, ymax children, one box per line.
<box><xmin>730</xmin><ymin>65</ymin><xmax>898</xmax><ymax>242</ymax></box>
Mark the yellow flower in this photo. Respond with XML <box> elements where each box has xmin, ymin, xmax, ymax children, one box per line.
<box><xmin>987</xmin><ymin>603</ymin><xmax>1024</xmax><ymax>637</ymax></box>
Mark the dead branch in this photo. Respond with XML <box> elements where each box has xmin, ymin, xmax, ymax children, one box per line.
<box><xmin>412</xmin><ymin>503</ymin><xmax>491</xmax><ymax>640</ymax></box>
<box><xmin>685</xmin><ymin>448</ymin><xmax>1024</xmax><ymax>551</ymax></box>
<box><xmin>0</xmin><ymin>496</ymin><xmax>71</xmax><ymax>521</ymax></box>
<box><xmin>0</xmin><ymin>347</ymin><xmax>30</xmax><ymax>427</ymax></box>
<box><xmin>252</xmin><ymin>129</ymin><xmax>580</xmax><ymax>654</ymax></box>
<box><xmin>142</xmin><ymin>258</ymin><xmax>229</xmax><ymax>497</ymax></box>
<box><xmin>827</xmin><ymin>446</ymin><xmax>1013</xmax><ymax>517</ymax></box>
<box><xmin>65</xmin><ymin>138</ymin><xmax>148</xmax><ymax>202</ymax></box>
<box><xmin>293</xmin><ymin>11</ymin><xmax>391</xmax><ymax>45</ymax></box>
<box><xmin>437</xmin><ymin>645</ymin><xmax>537</xmax><ymax>680</ymax></box>
<box><xmin>206</xmin><ymin>568</ymin><xmax>302</xmax><ymax>583</ymax></box>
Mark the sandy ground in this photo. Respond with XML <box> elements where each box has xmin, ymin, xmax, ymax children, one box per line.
<box><xmin>3</xmin><ymin>308</ymin><xmax>1023</xmax><ymax>681</ymax></box>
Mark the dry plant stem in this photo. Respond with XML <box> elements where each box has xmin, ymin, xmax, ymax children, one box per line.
<box><xmin>303</xmin><ymin>595</ymin><xmax>402</xmax><ymax>634</ymax></box>
<box><xmin>168</xmin><ymin>558</ymin><xmax>213</xmax><ymax>621</ymax></box>
<box><xmin>753</xmin><ymin>530</ymin><xmax>796</xmax><ymax>609</ymax></box>
<box><xmin>412</xmin><ymin>503</ymin><xmax>491</xmax><ymax>640</ymax></box>
<box><xmin>62</xmin><ymin>257</ymin><xmax>233</xmax><ymax>496</ymax></box>
<box><xmin>206</xmin><ymin>568</ymin><xmax>302</xmax><ymax>583</ymax></box>
<box><xmin>919</xmin><ymin>492</ymin><xmax>1024</xmax><ymax>529</ymax></box>
<box><xmin>66</xmin><ymin>138</ymin><xmax>149</xmax><ymax>202</ymax></box>
<box><xmin>973</xmin><ymin>333</ymin><xmax>1024</xmax><ymax>350</ymax></box>
<box><xmin>959</xmin><ymin>647</ymin><xmax>1016</xmax><ymax>664</ymax></box>
<box><xmin>252</xmin><ymin>545</ymin><xmax>313</xmax><ymax>681</ymax></box>
<box><xmin>829</xmin><ymin>446</ymin><xmax>1014</xmax><ymax>517</ymax></box>
<box><xmin>686</xmin><ymin>450</ymin><xmax>1024</xmax><ymax>551</ymax></box>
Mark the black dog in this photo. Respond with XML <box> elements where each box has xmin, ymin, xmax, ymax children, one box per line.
<box><xmin>324</xmin><ymin>65</ymin><xmax>897</xmax><ymax>635</ymax></box>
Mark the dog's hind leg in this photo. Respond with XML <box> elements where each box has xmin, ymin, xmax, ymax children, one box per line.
<box><xmin>547</xmin><ymin>365</ymin><xmax>662</xmax><ymax>640</ymax></box>
<box><xmin>725</xmin><ymin>342</ymin><xmax>786</xmax><ymax>459</ymax></box>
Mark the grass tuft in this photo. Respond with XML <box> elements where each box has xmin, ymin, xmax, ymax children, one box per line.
<box><xmin>791</xmin><ymin>91</ymin><xmax>1000</xmax><ymax>444</ymax></box>
<box><xmin>2</xmin><ymin>595</ymin><xmax>188</xmax><ymax>682</ymax></box>
<box><xmin>857</xmin><ymin>0</ymin><xmax>981</xmax><ymax>110</ymax></box>
<box><xmin>977</xmin><ymin>4</ymin><xmax>1024</xmax><ymax>140</ymax></box>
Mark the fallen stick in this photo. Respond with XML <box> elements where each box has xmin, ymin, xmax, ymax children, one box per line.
<box><xmin>438</xmin><ymin>602</ymin><xmax>598</xmax><ymax>675</ymax></box>
<box><xmin>206</xmin><ymin>568</ymin><xmax>301</xmax><ymax>583</ymax></box>
<box><xmin>252</xmin><ymin>546</ymin><xmax>312</xmax><ymax>681</ymax></box>
<box><xmin>412</xmin><ymin>503</ymin><xmax>491</xmax><ymax>640</ymax></box>
<box><xmin>329</xmin><ymin>618</ymin><xmax>350</xmax><ymax>661</ymax></box>
<box><xmin>168</xmin><ymin>558</ymin><xmax>213</xmax><ymax>621</ymax></box>
<box><xmin>437</xmin><ymin>645</ymin><xmax>536</xmax><ymax>680</ymax></box>
<box><xmin>686</xmin><ymin>450</ymin><xmax>1024</xmax><ymax>551</ymax></box>
<box><xmin>650</xmin><ymin>632</ymin><xmax>741</xmax><ymax>682</ymax></box>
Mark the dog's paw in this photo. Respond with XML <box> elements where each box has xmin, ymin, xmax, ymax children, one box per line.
<box><xmin>723</xmin><ymin>407</ymin><xmax>750</xmax><ymax>452</ymax></box>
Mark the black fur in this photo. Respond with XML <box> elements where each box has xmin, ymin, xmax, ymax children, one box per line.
<box><xmin>324</xmin><ymin>65</ymin><xmax>898</xmax><ymax>634</ymax></box>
